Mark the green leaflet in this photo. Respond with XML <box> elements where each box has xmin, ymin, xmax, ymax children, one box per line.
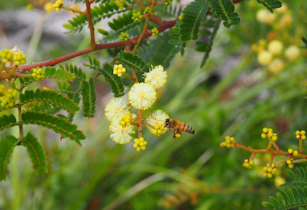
<box><xmin>0</xmin><ymin>135</ymin><xmax>18</xmax><ymax>180</ymax></box>
<box><xmin>59</xmin><ymin>63</ymin><xmax>86</xmax><ymax>81</ymax></box>
<box><xmin>256</xmin><ymin>0</ymin><xmax>282</xmax><ymax>12</ymax></box>
<box><xmin>194</xmin><ymin>18</ymin><xmax>221</xmax><ymax>67</ymax></box>
<box><xmin>21</xmin><ymin>112</ymin><xmax>86</xmax><ymax>145</ymax></box>
<box><xmin>85</xmin><ymin>57</ymin><xmax>125</xmax><ymax>97</ymax></box>
<box><xmin>0</xmin><ymin>114</ymin><xmax>17</xmax><ymax>131</ymax></box>
<box><xmin>179</xmin><ymin>0</ymin><xmax>209</xmax><ymax>41</ymax></box>
<box><xmin>101</xmin><ymin>63</ymin><xmax>125</xmax><ymax>97</ymax></box>
<box><xmin>22</xmin><ymin>132</ymin><xmax>48</xmax><ymax>175</ymax></box>
<box><xmin>68</xmin><ymin>91</ymin><xmax>81</xmax><ymax>123</ymax></box>
<box><xmin>19</xmin><ymin>66</ymin><xmax>75</xmax><ymax>88</ymax></box>
<box><xmin>81</xmin><ymin>78</ymin><xmax>96</xmax><ymax>118</ymax></box>
<box><xmin>65</xmin><ymin>1</ymin><xmax>130</xmax><ymax>33</ymax></box>
<box><xmin>150</xmin><ymin>31</ymin><xmax>176</xmax><ymax>69</ymax></box>
<box><xmin>116</xmin><ymin>51</ymin><xmax>149</xmax><ymax>72</ymax></box>
<box><xmin>20</xmin><ymin>89</ymin><xmax>79</xmax><ymax>113</ymax></box>
<box><xmin>206</xmin><ymin>0</ymin><xmax>240</xmax><ymax>28</ymax></box>
<box><xmin>108</xmin><ymin>12</ymin><xmax>133</xmax><ymax>31</ymax></box>
<box><xmin>282</xmin><ymin>167</ymin><xmax>307</xmax><ymax>187</ymax></box>
<box><xmin>262</xmin><ymin>186</ymin><xmax>307</xmax><ymax>209</ymax></box>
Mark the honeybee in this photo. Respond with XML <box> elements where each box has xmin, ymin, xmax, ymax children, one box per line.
<box><xmin>164</xmin><ymin>118</ymin><xmax>195</xmax><ymax>139</ymax></box>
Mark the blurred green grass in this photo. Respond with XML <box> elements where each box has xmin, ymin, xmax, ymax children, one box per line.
<box><xmin>1</xmin><ymin>0</ymin><xmax>307</xmax><ymax>209</ymax></box>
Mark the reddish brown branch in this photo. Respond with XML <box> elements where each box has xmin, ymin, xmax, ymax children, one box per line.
<box><xmin>10</xmin><ymin>20</ymin><xmax>176</xmax><ymax>74</ymax></box>
<box><xmin>85</xmin><ymin>0</ymin><xmax>96</xmax><ymax>49</ymax></box>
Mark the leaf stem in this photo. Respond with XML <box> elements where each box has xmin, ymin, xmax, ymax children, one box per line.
<box><xmin>62</xmin><ymin>6</ymin><xmax>86</xmax><ymax>15</ymax></box>
<box><xmin>85</xmin><ymin>0</ymin><xmax>96</xmax><ymax>49</ymax></box>
<box><xmin>132</xmin><ymin>0</ymin><xmax>156</xmax><ymax>55</ymax></box>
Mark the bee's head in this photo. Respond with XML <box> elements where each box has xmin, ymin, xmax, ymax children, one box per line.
<box><xmin>165</xmin><ymin>119</ymin><xmax>170</xmax><ymax>128</ymax></box>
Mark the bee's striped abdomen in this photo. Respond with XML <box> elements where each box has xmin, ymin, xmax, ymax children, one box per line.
<box><xmin>181</xmin><ymin>123</ymin><xmax>195</xmax><ymax>134</ymax></box>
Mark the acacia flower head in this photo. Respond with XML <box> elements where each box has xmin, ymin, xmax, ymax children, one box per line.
<box><xmin>32</xmin><ymin>68</ymin><xmax>45</xmax><ymax>80</ymax></box>
<box><xmin>118</xmin><ymin>114</ymin><xmax>131</xmax><ymax>128</ymax></box>
<box><xmin>105</xmin><ymin>97</ymin><xmax>129</xmax><ymax>122</ymax></box>
<box><xmin>151</xmin><ymin>28</ymin><xmax>159</xmax><ymax>36</ymax></box>
<box><xmin>110</xmin><ymin>119</ymin><xmax>135</xmax><ymax>144</ymax></box>
<box><xmin>128</xmin><ymin>83</ymin><xmax>156</xmax><ymax>110</ymax></box>
<box><xmin>144</xmin><ymin>65</ymin><xmax>167</xmax><ymax>90</ymax></box>
<box><xmin>263</xmin><ymin>163</ymin><xmax>276</xmax><ymax>178</ymax></box>
<box><xmin>220</xmin><ymin>136</ymin><xmax>235</xmax><ymax>148</ymax></box>
<box><xmin>242</xmin><ymin>159</ymin><xmax>254</xmax><ymax>169</ymax></box>
<box><xmin>119</xmin><ymin>32</ymin><xmax>130</xmax><ymax>42</ymax></box>
<box><xmin>44</xmin><ymin>3</ymin><xmax>54</xmax><ymax>12</ymax></box>
<box><xmin>146</xmin><ymin>110</ymin><xmax>169</xmax><ymax>136</ymax></box>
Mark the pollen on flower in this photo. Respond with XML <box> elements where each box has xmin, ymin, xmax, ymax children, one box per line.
<box><xmin>105</xmin><ymin>97</ymin><xmax>130</xmax><ymax>122</ymax></box>
<box><xmin>146</xmin><ymin>110</ymin><xmax>169</xmax><ymax>136</ymax></box>
<box><xmin>52</xmin><ymin>0</ymin><xmax>64</xmax><ymax>12</ymax></box>
<box><xmin>110</xmin><ymin>119</ymin><xmax>135</xmax><ymax>144</ymax></box>
<box><xmin>128</xmin><ymin>83</ymin><xmax>156</xmax><ymax>110</ymax></box>
<box><xmin>144</xmin><ymin>65</ymin><xmax>167</xmax><ymax>90</ymax></box>
<box><xmin>133</xmin><ymin>137</ymin><xmax>147</xmax><ymax>151</ymax></box>
<box><xmin>263</xmin><ymin>163</ymin><xmax>276</xmax><ymax>178</ymax></box>
<box><xmin>32</xmin><ymin>68</ymin><xmax>45</xmax><ymax>80</ymax></box>
<box><xmin>296</xmin><ymin>130</ymin><xmax>306</xmax><ymax>140</ymax></box>
<box><xmin>113</xmin><ymin>64</ymin><xmax>126</xmax><ymax>77</ymax></box>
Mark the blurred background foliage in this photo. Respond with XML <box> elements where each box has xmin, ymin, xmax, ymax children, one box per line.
<box><xmin>0</xmin><ymin>0</ymin><xmax>307</xmax><ymax>209</ymax></box>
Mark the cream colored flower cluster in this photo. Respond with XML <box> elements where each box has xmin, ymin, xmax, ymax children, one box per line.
<box><xmin>252</xmin><ymin>39</ymin><xmax>300</xmax><ymax>75</ymax></box>
<box><xmin>105</xmin><ymin>65</ymin><xmax>170</xmax><ymax>150</ymax></box>
<box><xmin>256</xmin><ymin>4</ymin><xmax>292</xmax><ymax>28</ymax></box>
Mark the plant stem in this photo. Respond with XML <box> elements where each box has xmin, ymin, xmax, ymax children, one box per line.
<box><xmin>299</xmin><ymin>139</ymin><xmax>303</xmax><ymax>154</ymax></box>
<box><xmin>85</xmin><ymin>0</ymin><xmax>97</xmax><ymax>49</ymax></box>
<box><xmin>17</xmin><ymin>90</ymin><xmax>23</xmax><ymax>140</ymax></box>
<box><xmin>9</xmin><ymin>20</ymin><xmax>176</xmax><ymax>74</ymax></box>
<box><xmin>132</xmin><ymin>0</ymin><xmax>156</xmax><ymax>55</ymax></box>
<box><xmin>142</xmin><ymin>120</ymin><xmax>155</xmax><ymax>129</ymax></box>
<box><xmin>138</xmin><ymin>109</ymin><xmax>143</xmax><ymax>138</ymax></box>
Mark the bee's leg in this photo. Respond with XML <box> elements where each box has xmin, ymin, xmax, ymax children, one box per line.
<box><xmin>173</xmin><ymin>130</ymin><xmax>181</xmax><ymax>140</ymax></box>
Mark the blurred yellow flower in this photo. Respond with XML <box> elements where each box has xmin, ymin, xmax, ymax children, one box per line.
<box><xmin>276</xmin><ymin>4</ymin><xmax>288</xmax><ymax>13</ymax></box>
<box><xmin>44</xmin><ymin>3</ymin><xmax>53</xmax><ymax>12</ymax></box>
<box><xmin>268</xmin><ymin>40</ymin><xmax>283</xmax><ymax>55</ymax></box>
<box><xmin>285</xmin><ymin>46</ymin><xmax>300</xmax><ymax>61</ymax></box>
<box><xmin>257</xmin><ymin>51</ymin><xmax>272</xmax><ymax>65</ymax></box>
<box><xmin>256</xmin><ymin>9</ymin><xmax>276</xmax><ymax>24</ymax></box>
<box><xmin>268</xmin><ymin>59</ymin><xmax>284</xmax><ymax>74</ymax></box>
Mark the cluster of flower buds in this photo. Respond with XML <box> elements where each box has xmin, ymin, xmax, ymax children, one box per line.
<box><xmin>263</xmin><ymin>163</ymin><xmax>276</xmax><ymax>178</ymax></box>
<box><xmin>242</xmin><ymin>159</ymin><xmax>254</xmax><ymax>169</ymax></box>
<box><xmin>261</xmin><ymin>127</ymin><xmax>278</xmax><ymax>141</ymax></box>
<box><xmin>220</xmin><ymin>136</ymin><xmax>235</xmax><ymax>148</ymax></box>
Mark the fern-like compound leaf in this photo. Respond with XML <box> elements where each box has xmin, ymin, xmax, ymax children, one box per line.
<box><xmin>20</xmin><ymin>89</ymin><xmax>79</xmax><ymax>113</ymax></box>
<box><xmin>179</xmin><ymin>0</ymin><xmax>209</xmax><ymax>41</ymax></box>
<box><xmin>65</xmin><ymin>1</ymin><xmax>130</xmax><ymax>33</ymax></box>
<box><xmin>81</xmin><ymin>78</ymin><xmax>96</xmax><ymax>118</ymax></box>
<box><xmin>21</xmin><ymin>112</ymin><xmax>85</xmax><ymax>145</ymax></box>
<box><xmin>116</xmin><ymin>51</ymin><xmax>149</xmax><ymax>72</ymax></box>
<box><xmin>0</xmin><ymin>114</ymin><xmax>17</xmax><ymax>131</ymax></box>
<box><xmin>20</xmin><ymin>66</ymin><xmax>75</xmax><ymax>88</ymax></box>
<box><xmin>22</xmin><ymin>132</ymin><xmax>48</xmax><ymax>175</ymax></box>
<box><xmin>256</xmin><ymin>0</ymin><xmax>282</xmax><ymax>12</ymax></box>
<box><xmin>59</xmin><ymin>63</ymin><xmax>86</xmax><ymax>81</ymax></box>
<box><xmin>206</xmin><ymin>0</ymin><xmax>240</xmax><ymax>28</ymax></box>
<box><xmin>0</xmin><ymin>135</ymin><xmax>18</xmax><ymax>180</ymax></box>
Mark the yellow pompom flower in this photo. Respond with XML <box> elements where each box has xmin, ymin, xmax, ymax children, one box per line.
<box><xmin>268</xmin><ymin>59</ymin><xmax>284</xmax><ymax>75</ymax></box>
<box><xmin>44</xmin><ymin>3</ymin><xmax>54</xmax><ymax>12</ymax></box>
<box><xmin>113</xmin><ymin>64</ymin><xmax>126</xmax><ymax>77</ymax></box>
<box><xmin>268</xmin><ymin>40</ymin><xmax>283</xmax><ymax>55</ymax></box>
<box><xmin>256</xmin><ymin>9</ymin><xmax>276</xmax><ymax>24</ymax></box>
<box><xmin>263</xmin><ymin>163</ymin><xmax>276</xmax><ymax>178</ymax></box>
<box><xmin>144</xmin><ymin>65</ymin><xmax>167</xmax><ymax>90</ymax></box>
<box><xmin>0</xmin><ymin>48</ymin><xmax>14</xmax><ymax>64</ymax></box>
<box><xmin>105</xmin><ymin>97</ymin><xmax>130</xmax><ymax>122</ymax></box>
<box><xmin>146</xmin><ymin>110</ymin><xmax>169</xmax><ymax>136</ymax></box>
<box><xmin>52</xmin><ymin>0</ymin><xmax>64</xmax><ymax>12</ymax></box>
<box><xmin>133</xmin><ymin>137</ymin><xmax>147</xmax><ymax>151</ymax></box>
<box><xmin>128</xmin><ymin>83</ymin><xmax>156</xmax><ymax>110</ymax></box>
<box><xmin>257</xmin><ymin>51</ymin><xmax>272</xmax><ymax>65</ymax></box>
<box><xmin>0</xmin><ymin>88</ymin><xmax>18</xmax><ymax>108</ymax></box>
<box><xmin>109</xmin><ymin>118</ymin><xmax>135</xmax><ymax>144</ymax></box>
<box><xmin>285</xmin><ymin>46</ymin><xmax>300</xmax><ymax>61</ymax></box>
